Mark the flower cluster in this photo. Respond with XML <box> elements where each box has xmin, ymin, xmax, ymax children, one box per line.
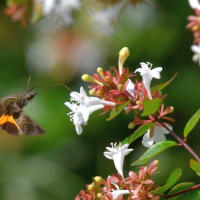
<box><xmin>187</xmin><ymin>0</ymin><xmax>200</xmax><ymax>64</ymax></box>
<box><xmin>64</xmin><ymin>47</ymin><xmax>174</xmax><ymax>147</ymax></box>
<box><xmin>75</xmin><ymin>143</ymin><xmax>160</xmax><ymax>200</ymax></box>
<box><xmin>77</xmin><ymin>47</ymin><xmax>173</xmax><ymax>145</ymax></box>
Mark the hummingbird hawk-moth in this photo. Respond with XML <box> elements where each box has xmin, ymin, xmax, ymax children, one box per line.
<box><xmin>0</xmin><ymin>79</ymin><xmax>44</xmax><ymax>136</ymax></box>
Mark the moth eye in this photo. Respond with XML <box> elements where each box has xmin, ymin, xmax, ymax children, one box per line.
<box><xmin>13</xmin><ymin>112</ymin><xmax>20</xmax><ymax>119</ymax></box>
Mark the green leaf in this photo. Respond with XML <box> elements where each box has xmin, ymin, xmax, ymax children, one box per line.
<box><xmin>122</xmin><ymin>123</ymin><xmax>153</xmax><ymax>145</ymax></box>
<box><xmin>183</xmin><ymin>109</ymin><xmax>200</xmax><ymax>139</ymax></box>
<box><xmin>153</xmin><ymin>168</ymin><xmax>182</xmax><ymax>195</ymax></box>
<box><xmin>189</xmin><ymin>159</ymin><xmax>200</xmax><ymax>176</ymax></box>
<box><xmin>151</xmin><ymin>73</ymin><xmax>178</xmax><ymax>94</ymax></box>
<box><xmin>141</xmin><ymin>98</ymin><xmax>162</xmax><ymax>117</ymax></box>
<box><xmin>132</xmin><ymin>140</ymin><xmax>177</xmax><ymax>166</ymax></box>
<box><xmin>167</xmin><ymin>182</ymin><xmax>194</xmax><ymax>200</ymax></box>
<box><xmin>106</xmin><ymin>102</ymin><xmax>129</xmax><ymax>121</ymax></box>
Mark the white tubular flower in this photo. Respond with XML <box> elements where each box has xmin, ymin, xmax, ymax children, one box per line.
<box><xmin>135</xmin><ymin>62</ymin><xmax>162</xmax><ymax>99</ymax></box>
<box><xmin>125</xmin><ymin>79</ymin><xmax>135</xmax><ymax>97</ymax></box>
<box><xmin>64</xmin><ymin>102</ymin><xmax>104</xmax><ymax>135</ymax></box>
<box><xmin>142</xmin><ymin>124</ymin><xmax>172</xmax><ymax>147</ymax></box>
<box><xmin>188</xmin><ymin>0</ymin><xmax>200</xmax><ymax>9</ymax></box>
<box><xmin>64</xmin><ymin>102</ymin><xmax>86</xmax><ymax>135</ymax></box>
<box><xmin>191</xmin><ymin>44</ymin><xmax>200</xmax><ymax>65</ymax></box>
<box><xmin>104</xmin><ymin>143</ymin><xmax>133</xmax><ymax>178</ymax></box>
<box><xmin>111</xmin><ymin>190</ymin><xmax>130</xmax><ymax>200</ymax></box>
<box><xmin>65</xmin><ymin>87</ymin><xmax>114</xmax><ymax>135</ymax></box>
<box><xmin>70</xmin><ymin>86</ymin><xmax>115</xmax><ymax>106</ymax></box>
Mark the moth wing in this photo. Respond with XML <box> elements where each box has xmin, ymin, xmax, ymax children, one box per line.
<box><xmin>16</xmin><ymin>112</ymin><xmax>44</xmax><ymax>136</ymax></box>
<box><xmin>0</xmin><ymin>114</ymin><xmax>22</xmax><ymax>136</ymax></box>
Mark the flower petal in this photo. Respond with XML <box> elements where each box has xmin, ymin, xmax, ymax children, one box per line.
<box><xmin>154</xmin><ymin>125</ymin><xmax>172</xmax><ymax>135</ymax></box>
<box><xmin>64</xmin><ymin>102</ymin><xmax>76</xmax><ymax>111</ymax></box>
<box><xmin>154</xmin><ymin>132</ymin><xmax>166</xmax><ymax>143</ymax></box>
<box><xmin>70</xmin><ymin>91</ymin><xmax>81</xmax><ymax>102</ymax></box>
<box><xmin>113</xmin><ymin>152</ymin><xmax>124</xmax><ymax>177</ymax></box>
<box><xmin>125</xmin><ymin>79</ymin><xmax>135</xmax><ymax>97</ymax></box>
<box><xmin>75</xmin><ymin>123</ymin><xmax>83</xmax><ymax>135</ymax></box>
<box><xmin>140</xmin><ymin>62</ymin><xmax>151</xmax><ymax>71</ymax></box>
<box><xmin>87</xmin><ymin>104</ymin><xmax>104</xmax><ymax>115</ymax></box>
<box><xmin>80</xmin><ymin>86</ymin><xmax>87</xmax><ymax>97</ymax></box>
<box><xmin>104</xmin><ymin>152</ymin><xmax>113</xmax><ymax>159</ymax></box>
<box><xmin>111</xmin><ymin>190</ymin><xmax>130</xmax><ymax>200</ymax></box>
<box><xmin>142</xmin><ymin>131</ymin><xmax>155</xmax><ymax>147</ymax></box>
<box><xmin>151</xmin><ymin>67</ymin><xmax>162</xmax><ymax>79</ymax></box>
<box><xmin>79</xmin><ymin>105</ymin><xmax>90</xmax><ymax>123</ymax></box>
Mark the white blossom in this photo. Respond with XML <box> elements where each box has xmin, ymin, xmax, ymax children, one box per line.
<box><xmin>191</xmin><ymin>43</ymin><xmax>200</xmax><ymax>65</ymax></box>
<box><xmin>104</xmin><ymin>143</ymin><xmax>133</xmax><ymax>178</ymax></box>
<box><xmin>70</xmin><ymin>87</ymin><xmax>115</xmax><ymax>107</ymax></box>
<box><xmin>135</xmin><ymin>62</ymin><xmax>162</xmax><ymax>99</ymax></box>
<box><xmin>188</xmin><ymin>0</ymin><xmax>200</xmax><ymax>9</ymax></box>
<box><xmin>64</xmin><ymin>102</ymin><xmax>104</xmax><ymax>135</ymax></box>
<box><xmin>65</xmin><ymin>87</ymin><xmax>115</xmax><ymax>135</ymax></box>
<box><xmin>142</xmin><ymin>124</ymin><xmax>172</xmax><ymax>147</ymax></box>
<box><xmin>125</xmin><ymin>79</ymin><xmax>135</xmax><ymax>97</ymax></box>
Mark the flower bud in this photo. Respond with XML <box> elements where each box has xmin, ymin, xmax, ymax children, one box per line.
<box><xmin>97</xmin><ymin>67</ymin><xmax>104</xmax><ymax>78</ymax></box>
<box><xmin>169</xmin><ymin>106</ymin><xmax>174</xmax><ymax>113</ymax></box>
<box><xmin>153</xmin><ymin>160</ymin><xmax>159</xmax><ymax>166</ymax></box>
<box><xmin>94</xmin><ymin>176</ymin><xmax>103</xmax><ymax>184</ymax></box>
<box><xmin>82</xmin><ymin>74</ymin><xmax>103</xmax><ymax>85</ymax></box>
<box><xmin>96</xmin><ymin>90</ymin><xmax>103</xmax><ymax>97</ymax></box>
<box><xmin>82</xmin><ymin>74</ymin><xmax>95</xmax><ymax>82</ymax></box>
<box><xmin>136</xmin><ymin>100</ymin><xmax>140</xmax><ymax>105</ymax></box>
<box><xmin>128</xmin><ymin>122</ymin><xmax>135</xmax><ymax>129</ymax></box>
<box><xmin>97</xmin><ymin>193</ymin><xmax>105</xmax><ymax>199</ymax></box>
<box><xmin>88</xmin><ymin>183</ymin><xmax>95</xmax><ymax>192</ymax></box>
<box><xmin>89</xmin><ymin>88</ymin><xmax>96</xmax><ymax>96</ymax></box>
<box><xmin>117</xmin><ymin>83</ymin><xmax>123</xmax><ymax>91</ymax></box>
<box><xmin>118</xmin><ymin>47</ymin><xmax>130</xmax><ymax>75</ymax></box>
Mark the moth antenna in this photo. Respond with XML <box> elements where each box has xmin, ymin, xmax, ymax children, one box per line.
<box><xmin>28</xmin><ymin>83</ymin><xmax>43</xmax><ymax>92</ymax></box>
<box><xmin>26</xmin><ymin>76</ymin><xmax>32</xmax><ymax>92</ymax></box>
<box><xmin>57</xmin><ymin>84</ymin><xmax>71</xmax><ymax>92</ymax></box>
<box><xmin>36</xmin><ymin>84</ymin><xmax>71</xmax><ymax>94</ymax></box>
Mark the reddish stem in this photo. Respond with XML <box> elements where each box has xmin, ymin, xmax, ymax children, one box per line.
<box><xmin>165</xmin><ymin>184</ymin><xmax>200</xmax><ymax>199</ymax></box>
<box><xmin>158</xmin><ymin>121</ymin><xmax>200</xmax><ymax>162</ymax></box>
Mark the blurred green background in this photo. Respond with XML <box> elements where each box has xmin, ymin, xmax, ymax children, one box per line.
<box><xmin>0</xmin><ymin>0</ymin><xmax>200</xmax><ymax>199</ymax></box>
